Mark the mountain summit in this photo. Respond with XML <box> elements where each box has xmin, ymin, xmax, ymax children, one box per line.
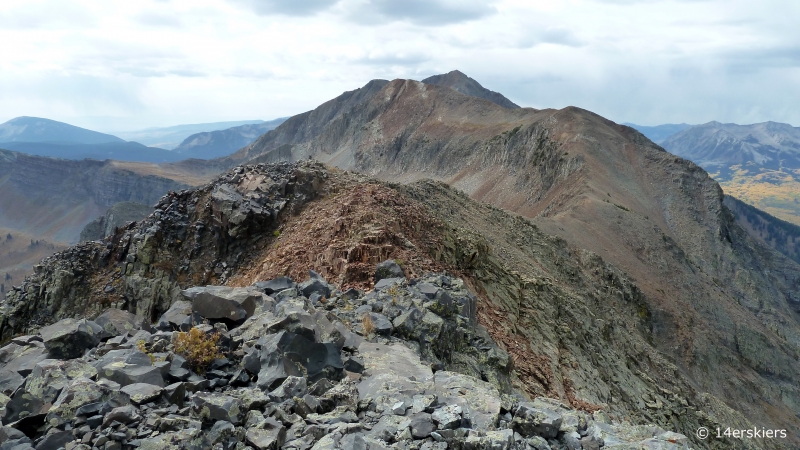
<box><xmin>422</xmin><ymin>70</ymin><xmax>520</xmax><ymax>109</ymax></box>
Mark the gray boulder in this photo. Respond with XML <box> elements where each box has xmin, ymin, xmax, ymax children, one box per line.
<box><xmin>182</xmin><ymin>285</ymin><xmax>266</xmax><ymax>322</ymax></box>
<box><xmin>299</xmin><ymin>278</ymin><xmax>331</xmax><ymax>299</ymax></box>
<box><xmin>45</xmin><ymin>377</ymin><xmax>108</xmax><ymax>426</ymax></box>
<box><xmin>40</xmin><ymin>318</ymin><xmax>104</xmax><ymax>359</ymax></box>
<box><xmin>512</xmin><ymin>402</ymin><xmax>564</xmax><ymax>439</ymax></box>
<box><xmin>256</xmin><ymin>331</ymin><xmax>343</xmax><ymax>390</ymax></box>
<box><xmin>245</xmin><ymin>417</ymin><xmax>286</xmax><ymax>450</ymax></box>
<box><xmin>94</xmin><ymin>308</ymin><xmax>145</xmax><ymax>337</ymax></box>
<box><xmin>191</xmin><ymin>392</ymin><xmax>245</xmax><ymax>425</ymax></box>
<box><xmin>120</xmin><ymin>382</ymin><xmax>163</xmax><ymax>405</ymax></box>
<box><xmin>375</xmin><ymin>260</ymin><xmax>405</xmax><ymax>281</ymax></box>
<box><xmin>99</xmin><ymin>362</ymin><xmax>164</xmax><ymax>387</ymax></box>
<box><xmin>254</xmin><ymin>276</ymin><xmax>296</xmax><ymax>295</ymax></box>
<box><xmin>156</xmin><ymin>301</ymin><xmax>193</xmax><ymax>331</ymax></box>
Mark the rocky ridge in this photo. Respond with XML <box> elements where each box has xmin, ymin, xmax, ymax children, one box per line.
<box><xmin>0</xmin><ymin>262</ymin><xmax>693</xmax><ymax>449</ymax></box>
<box><xmin>0</xmin><ymin>161</ymin><xmax>786</xmax><ymax>448</ymax></box>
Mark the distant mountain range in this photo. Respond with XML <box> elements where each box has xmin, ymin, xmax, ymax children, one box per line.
<box><xmin>112</xmin><ymin>120</ymin><xmax>266</xmax><ymax>149</ymax></box>
<box><xmin>173</xmin><ymin>117</ymin><xmax>287</xmax><ymax>159</ymax></box>
<box><xmin>624</xmin><ymin>123</ymin><xmax>691</xmax><ymax>144</ymax></box>
<box><xmin>0</xmin><ymin>116</ymin><xmax>287</xmax><ymax>162</ymax></box>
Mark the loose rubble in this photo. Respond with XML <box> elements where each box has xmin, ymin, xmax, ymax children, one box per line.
<box><xmin>0</xmin><ymin>261</ymin><xmax>691</xmax><ymax>449</ymax></box>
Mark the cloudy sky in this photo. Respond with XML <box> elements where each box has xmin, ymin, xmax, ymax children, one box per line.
<box><xmin>0</xmin><ymin>0</ymin><xmax>797</xmax><ymax>131</ymax></box>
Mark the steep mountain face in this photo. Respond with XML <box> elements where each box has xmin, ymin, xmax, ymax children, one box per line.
<box><xmin>421</xmin><ymin>70</ymin><xmax>520</xmax><ymax>109</ymax></box>
<box><xmin>173</xmin><ymin>118</ymin><xmax>288</xmax><ymax>159</ymax></box>
<box><xmin>662</xmin><ymin>121</ymin><xmax>800</xmax><ymax>226</ymax></box>
<box><xmin>213</xmin><ymin>78</ymin><xmax>800</xmax><ymax>442</ymax></box>
<box><xmin>624</xmin><ymin>123</ymin><xmax>691</xmax><ymax>144</ymax></box>
<box><xmin>0</xmin><ymin>116</ymin><xmax>124</xmax><ymax>144</ymax></box>
<box><xmin>0</xmin><ymin>161</ymin><xmax>763</xmax><ymax>448</ymax></box>
<box><xmin>723</xmin><ymin>195</ymin><xmax>800</xmax><ymax>263</ymax></box>
<box><xmin>79</xmin><ymin>201</ymin><xmax>153</xmax><ymax>242</ymax></box>
<box><xmin>0</xmin><ymin>149</ymin><xmax>188</xmax><ymax>243</ymax></box>
<box><xmin>220</xmin><ymin>79</ymin><xmax>390</xmax><ymax>167</ymax></box>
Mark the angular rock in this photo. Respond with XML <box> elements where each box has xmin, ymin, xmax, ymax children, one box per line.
<box><xmin>392</xmin><ymin>307</ymin><xmax>424</xmax><ymax>338</ymax></box>
<box><xmin>431</xmin><ymin>404</ymin><xmax>462</xmax><ymax>430</ymax></box>
<box><xmin>163</xmin><ymin>382</ymin><xmax>186</xmax><ymax>408</ymax></box>
<box><xmin>40</xmin><ymin>318</ymin><xmax>103</xmax><ymax>359</ymax></box>
<box><xmin>183</xmin><ymin>285</ymin><xmax>265</xmax><ymax>322</ymax></box>
<box><xmin>94</xmin><ymin>308</ymin><xmax>145</xmax><ymax>337</ymax></box>
<box><xmin>120</xmin><ymin>383</ymin><xmax>163</xmax><ymax>405</ymax></box>
<box><xmin>512</xmin><ymin>402</ymin><xmax>563</xmax><ymax>439</ymax></box>
<box><xmin>434</xmin><ymin>371</ymin><xmax>501</xmax><ymax>431</ymax></box>
<box><xmin>375</xmin><ymin>260</ymin><xmax>405</xmax><ymax>281</ymax></box>
<box><xmin>246</xmin><ymin>420</ymin><xmax>286</xmax><ymax>450</ymax></box>
<box><xmin>103</xmin><ymin>405</ymin><xmax>141</xmax><ymax>426</ymax></box>
<box><xmin>191</xmin><ymin>392</ymin><xmax>245</xmax><ymax>425</ymax></box>
<box><xmin>374</xmin><ymin>277</ymin><xmax>404</xmax><ymax>291</ymax></box>
<box><xmin>100</xmin><ymin>362</ymin><xmax>164</xmax><ymax>387</ymax></box>
<box><xmin>92</xmin><ymin>348</ymin><xmax>152</xmax><ymax>371</ymax></box>
<box><xmin>269</xmin><ymin>375</ymin><xmax>307</xmax><ymax>401</ymax></box>
<box><xmin>45</xmin><ymin>377</ymin><xmax>108</xmax><ymax>426</ymax></box>
<box><xmin>156</xmin><ymin>301</ymin><xmax>192</xmax><ymax>331</ymax></box>
<box><xmin>257</xmin><ymin>331</ymin><xmax>342</xmax><ymax>390</ymax></box>
<box><xmin>366</xmin><ymin>313</ymin><xmax>392</xmax><ymax>336</ymax></box>
<box><xmin>299</xmin><ymin>278</ymin><xmax>331</xmax><ymax>299</ymax></box>
<box><xmin>409</xmin><ymin>413</ymin><xmax>436</xmax><ymax>439</ymax></box>
<box><xmin>357</xmin><ymin>342</ymin><xmax>434</xmax><ymax>413</ymax></box>
<box><xmin>254</xmin><ymin>276</ymin><xmax>297</xmax><ymax>295</ymax></box>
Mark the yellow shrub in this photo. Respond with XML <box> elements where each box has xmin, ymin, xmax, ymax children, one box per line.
<box><xmin>173</xmin><ymin>327</ymin><xmax>223</xmax><ymax>373</ymax></box>
<box><xmin>362</xmin><ymin>314</ymin><xmax>375</xmax><ymax>336</ymax></box>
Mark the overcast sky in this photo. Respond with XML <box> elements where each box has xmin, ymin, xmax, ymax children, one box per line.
<box><xmin>0</xmin><ymin>0</ymin><xmax>797</xmax><ymax>131</ymax></box>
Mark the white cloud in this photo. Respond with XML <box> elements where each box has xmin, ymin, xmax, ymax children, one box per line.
<box><xmin>0</xmin><ymin>0</ymin><xmax>798</xmax><ymax>130</ymax></box>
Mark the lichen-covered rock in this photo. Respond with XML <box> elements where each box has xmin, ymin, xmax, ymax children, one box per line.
<box><xmin>191</xmin><ymin>392</ymin><xmax>244</xmax><ymax>425</ymax></box>
<box><xmin>94</xmin><ymin>308</ymin><xmax>145</xmax><ymax>337</ymax></box>
<box><xmin>100</xmin><ymin>362</ymin><xmax>164</xmax><ymax>387</ymax></box>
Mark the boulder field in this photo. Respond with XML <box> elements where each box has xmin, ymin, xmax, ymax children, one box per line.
<box><xmin>0</xmin><ymin>266</ymin><xmax>690</xmax><ymax>449</ymax></box>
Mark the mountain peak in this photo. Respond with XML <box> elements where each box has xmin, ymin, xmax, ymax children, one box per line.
<box><xmin>421</xmin><ymin>70</ymin><xmax>520</xmax><ymax>109</ymax></box>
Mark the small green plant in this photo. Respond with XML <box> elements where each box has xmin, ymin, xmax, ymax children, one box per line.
<box><xmin>173</xmin><ymin>328</ymin><xmax>223</xmax><ymax>374</ymax></box>
<box><xmin>273</xmin><ymin>230</ymin><xmax>281</xmax><ymax>237</ymax></box>
<box><xmin>137</xmin><ymin>339</ymin><xmax>156</xmax><ymax>363</ymax></box>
